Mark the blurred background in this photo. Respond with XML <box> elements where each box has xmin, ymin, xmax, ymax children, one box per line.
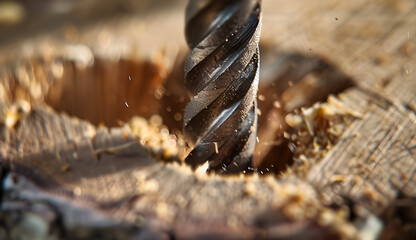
<box><xmin>0</xmin><ymin>0</ymin><xmax>191</xmax><ymax>64</ymax></box>
<box><xmin>0</xmin><ymin>0</ymin><xmax>187</xmax><ymax>45</ymax></box>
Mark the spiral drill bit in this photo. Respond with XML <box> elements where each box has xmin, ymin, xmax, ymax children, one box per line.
<box><xmin>183</xmin><ymin>0</ymin><xmax>262</xmax><ymax>173</ymax></box>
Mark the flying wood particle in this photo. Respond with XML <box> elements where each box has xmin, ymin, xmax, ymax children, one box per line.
<box><xmin>60</xmin><ymin>164</ymin><xmax>70</xmax><ymax>172</ymax></box>
<box><xmin>214</xmin><ymin>142</ymin><xmax>219</xmax><ymax>154</ymax></box>
<box><xmin>273</xmin><ymin>100</ymin><xmax>281</xmax><ymax>108</ymax></box>
<box><xmin>174</xmin><ymin>113</ymin><xmax>182</xmax><ymax>121</ymax></box>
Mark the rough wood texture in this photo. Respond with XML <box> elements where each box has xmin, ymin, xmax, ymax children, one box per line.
<box><xmin>1</xmin><ymin>0</ymin><xmax>415</xmax><ymax>239</ymax></box>
<box><xmin>308</xmin><ymin>88</ymin><xmax>416</xmax><ymax>214</ymax></box>
<box><xmin>271</xmin><ymin>0</ymin><xmax>416</xmax><ymax>211</ymax></box>
<box><xmin>1</xmin><ymin>105</ymin><xmax>344</xmax><ymax>239</ymax></box>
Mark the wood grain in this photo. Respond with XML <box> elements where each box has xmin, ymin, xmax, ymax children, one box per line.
<box><xmin>1</xmin><ymin>0</ymin><xmax>415</xmax><ymax>239</ymax></box>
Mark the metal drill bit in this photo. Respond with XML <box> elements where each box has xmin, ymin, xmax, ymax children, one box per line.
<box><xmin>183</xmin><ymin>0</ymin><xmax>262</xmax><ymax>173</ymax></box>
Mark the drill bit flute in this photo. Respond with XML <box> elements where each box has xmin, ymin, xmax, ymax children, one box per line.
<box><xmin>183</xmin><ymin>0</ymin><xmax>262</xmax><ymax>173</ymax></box>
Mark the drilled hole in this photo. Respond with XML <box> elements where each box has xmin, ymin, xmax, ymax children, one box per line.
<box><xmin>44</xmin><ymin>58</ymin><xmax>173</xmax><ymax>128</ymax></box>
<box><xmin>254</xmin><ymin>44</ymin><xmax>355</xmax><ymax>174</ymax></box>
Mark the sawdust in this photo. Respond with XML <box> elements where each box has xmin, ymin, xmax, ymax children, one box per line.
<box><xmin>284</xmin><ymin>97</ymin><xmax>362</xmax><ymax>178</ymax></box>
<box><xmin>129</xmin><ymin>115</ymin><xmax>186</xmax><ymax>163</ymax></box>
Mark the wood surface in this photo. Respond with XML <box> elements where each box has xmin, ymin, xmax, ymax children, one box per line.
<box><xmin>0</xmin><ymin>0</ymin><xmax>415</xmax><ymax>239</ymax></box>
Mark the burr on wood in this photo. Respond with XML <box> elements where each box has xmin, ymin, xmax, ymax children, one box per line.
<box><xmin>183</xmin><ymin>0</ymin><xmax>262</xmax><ymax>174</ymax></box>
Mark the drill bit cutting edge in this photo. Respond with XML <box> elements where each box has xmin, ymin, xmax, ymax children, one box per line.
<box><xmin>183</xmin><ymin>0</ymin><xmax>262</xmax><ymax>173</ymax></box>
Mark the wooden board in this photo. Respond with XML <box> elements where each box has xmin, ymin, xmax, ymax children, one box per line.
<box><xmin>0</xmin><ymin>0</ymin><xmax>415</xmax><ymax>239</ymax></box>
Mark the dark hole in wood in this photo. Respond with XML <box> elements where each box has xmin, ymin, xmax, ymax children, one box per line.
<box><xmin>254</xmin><ymin>43</ymin><xmax>355</xmax><ymax>174</ymax></box>
<box><xmin>9</xmin><ymin>43</ymin><xmax>354</xmax><ymax>176</ymax></box>
<box><xmin>43</xmin><ymin>58</ymin><xmax>168</xmax><ymax>127</ymax></box>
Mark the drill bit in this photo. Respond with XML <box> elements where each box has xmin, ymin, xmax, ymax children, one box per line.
<box><xmin>183</xmin><ymin>0</ymin><xmax>262</xmax><ymax>173</ymax></box>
